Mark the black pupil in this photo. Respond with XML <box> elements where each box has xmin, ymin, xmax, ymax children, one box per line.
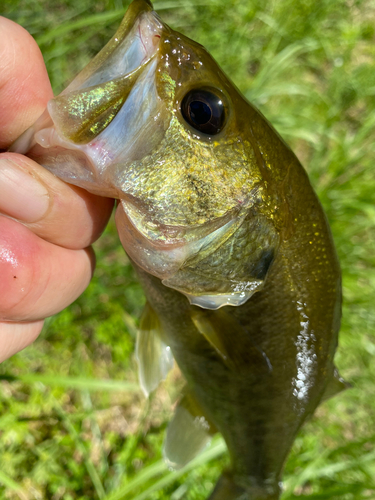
<box><xmin>190</xmin><ymin>100</ymin><xmax>212</xmax><ymax>126</ymax></box>
<box><xmin>181</xmin><ymin>88</ymin><xmax>226</xmax><ymax>136</ymax></box>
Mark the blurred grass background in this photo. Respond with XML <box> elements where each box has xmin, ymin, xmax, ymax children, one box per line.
<box><xmin>0</xmin><ymin>0</ymin><xmax>375</xmax><ymax>498</ymax></box>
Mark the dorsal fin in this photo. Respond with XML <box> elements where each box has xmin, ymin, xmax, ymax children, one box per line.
<box><xmin>136</xmin><ymin>302</ymin><xmax>174</xmax><ymax>397</ymax></box>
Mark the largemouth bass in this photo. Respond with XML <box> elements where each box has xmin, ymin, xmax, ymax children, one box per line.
<box><xmin>11</xmin><ymin>0</ymin><xmax>345</xmax><ymax>498</ymax></box>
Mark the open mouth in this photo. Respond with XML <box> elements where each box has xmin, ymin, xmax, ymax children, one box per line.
<box><xmin>10</xmin><ymin>3</ymin><xmax>164</xmax><ymax>172</ymax></box>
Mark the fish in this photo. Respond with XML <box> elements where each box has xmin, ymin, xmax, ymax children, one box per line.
<box><xmin>10</xmin><ymin>0</ymin><xmax>345</xmax><ymax>498</ymax></box>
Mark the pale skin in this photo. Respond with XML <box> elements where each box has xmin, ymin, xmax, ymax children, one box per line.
<box><xmin>0</xmin><ymin>17</ymin><xmax>114</xmax><ymax>362</ymax></box>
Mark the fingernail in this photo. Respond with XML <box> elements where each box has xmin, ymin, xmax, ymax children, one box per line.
<box><xmin>0</xmin><ymin>158</ymin><xmax>50</xmax><ymax>223</ymax></box>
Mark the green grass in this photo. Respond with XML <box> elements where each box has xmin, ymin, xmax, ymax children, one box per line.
<box><xmin>0</xmin><ymin>0</ymin><xmax>375</xmax><ymax>498</ymax></box>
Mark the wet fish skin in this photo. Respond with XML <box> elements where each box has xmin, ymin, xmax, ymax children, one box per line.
<box><xmin>10</xmin><ymin>1</ymin><xmax>342</xmax><ymax>498</ymax></box>
<box><xmin>132</xmin><ymin>110</ymin><xmax>341</xmax><ymax>498</ymax></box>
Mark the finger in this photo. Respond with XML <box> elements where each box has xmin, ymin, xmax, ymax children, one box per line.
<box><xmin>0</xmin><ymin>153</ymin><xmax>114</xmax><ymax>249</ymax></box>
<box><xmin>0</xmin><ymin>216</ymin><xmax>95</xmax><ymax>322</ymax></box>
<box><xmin>0</xmin><ymin>320</ymin><xmax>44</xmax><ymax>363</ymax></box>
<box><xmin>0</xmin><ymin>17</ymin><xmax>53</xmax><ymax>149</ymax></box>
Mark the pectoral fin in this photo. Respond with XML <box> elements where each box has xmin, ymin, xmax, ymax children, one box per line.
<box><xmin>190</xmin><ymin>307</ymin><xmax>272</xmax><ymax>374</ymax></box>
<box><xmin>136</xmin><ymin>302</ymin><xmax>174</xmax><ymax>397</ymax></box>
<box><xmin>164</xmin><ymin>391</ymin><xmax>216</xmax><ymax>469</ymax></box>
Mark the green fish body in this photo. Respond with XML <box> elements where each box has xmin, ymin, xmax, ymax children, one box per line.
<box><xmin>11</xmin><ymin>1</ymin><xmax>343</xmax><ymax>498</ymax></box>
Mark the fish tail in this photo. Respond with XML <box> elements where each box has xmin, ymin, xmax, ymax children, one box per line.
<box><xmin>208</xmin><ymin>471</ymin><xmax>280</xmax><ymax>500</ymax></box>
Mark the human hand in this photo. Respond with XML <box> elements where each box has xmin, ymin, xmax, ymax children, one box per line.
<box><xmin>0</xmin><ymin>17</ymin><xmax>114</xmax><ymax>362</ymax></box>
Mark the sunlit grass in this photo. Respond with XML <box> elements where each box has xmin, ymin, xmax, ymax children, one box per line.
<box><xmin>0</xmin><ymin>0</ymin><xmax>374</xmax><ymax>498</ymax></box>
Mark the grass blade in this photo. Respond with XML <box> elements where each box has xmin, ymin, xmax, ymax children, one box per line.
<box><xmin>36</xmin><ymin>10</ymin><xmax>126</xmax><ymax>45</ymax></box>
<box><xmin>103</xmin><ymin>438</ymin><xmax>226</xmax><ymax>500</ymax></box>
<box><xmin>0</xmin><ymin>373</ymin><xmax>139</xmax><ymax>392</ymax></box>
<box><xmin>53</xmin><ymin>398</ymin><xmax>106</xmax><ymax>499</ymax></box>
<box><xmin>0</xmin><ymin>471</ymin><xmax>29</xmax><ymax>500</ymax></box>
<box><xmin>131</xmin><ymin>439</ymin><xmax>226</xmax><ymax>500</ymax></box>
<box><xmin>104</xmin><ymin>460</ymin><xmax>168</xmax><ymax>500</ymax></box>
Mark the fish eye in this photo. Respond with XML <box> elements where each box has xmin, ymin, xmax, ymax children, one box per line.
<box><xmin>180</xmin><ymin>88</ymin><xmax>226</xmax><ymax>136</ymax></box>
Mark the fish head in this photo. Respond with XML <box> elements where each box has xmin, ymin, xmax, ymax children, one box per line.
<box><xmin>11</xmin><ymin>0</ymin><xmax>287</xmax><ymax>309</ymax></box>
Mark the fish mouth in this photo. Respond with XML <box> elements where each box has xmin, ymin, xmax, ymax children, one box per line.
<box><xmin>10</xmin><ymin>1</ymin><xmax>165</xmax><ymax>171</ymax></box>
